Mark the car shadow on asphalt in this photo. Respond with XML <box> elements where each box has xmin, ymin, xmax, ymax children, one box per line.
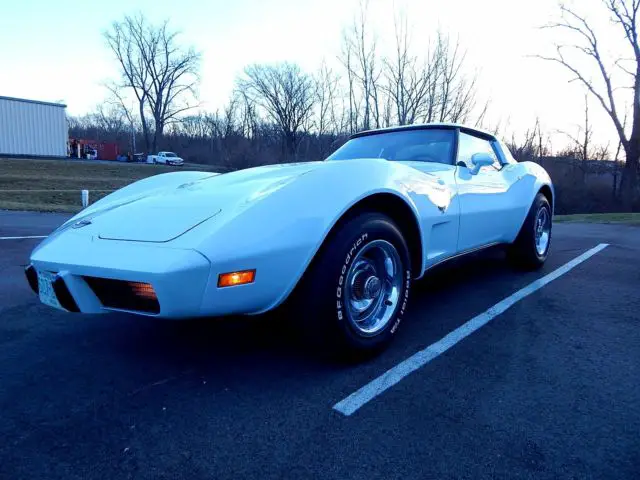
<box><xmin>100</xmin><ymin>247</ymin><xmax>521</xmax><ymax>377</ymax></box>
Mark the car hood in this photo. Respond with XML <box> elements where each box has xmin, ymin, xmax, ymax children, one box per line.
<box><xmin>77</xmin><ymin>162</ymin><xmax>325</xmax><ymax>242</ymax></box>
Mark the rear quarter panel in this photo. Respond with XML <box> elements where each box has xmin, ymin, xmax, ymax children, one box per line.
<box><xmin>504</xmin><ymin>161</ymin><xmax>554</xmax><ymax>241</ymax></box>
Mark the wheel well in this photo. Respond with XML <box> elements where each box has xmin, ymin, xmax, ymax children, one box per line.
<box><xmin>539</xmin><ymin>185</ymin><xmax>554</xmax><ymax>212</ymax></box>
<box><xmin>328</xmin><ymin>193</ymin><xmax>423</xmax><ymax>276</ymax></box>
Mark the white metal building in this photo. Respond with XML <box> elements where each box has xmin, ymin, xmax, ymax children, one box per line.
<box><xmin>0</xmin><ymin>96</ymin><xmax>68</xmax><ymax>157</ymax></box>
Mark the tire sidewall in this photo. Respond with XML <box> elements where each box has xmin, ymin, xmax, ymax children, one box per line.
<box><xmin>324</xmin><ymin>214</ymin><xmax>412</xmax><ymax>352</ymax></box>
<box><xmin>530</xmin><ymin>195</ymin><xmax>552</xmax><ymax>261</ymax></box>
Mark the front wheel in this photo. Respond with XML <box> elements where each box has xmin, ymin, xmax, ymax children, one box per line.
<box><xmin>297</xmin><ymin>212</ymin><xmax>412</xmax><ymax>359</ymax></box>
<box><xmin>508</xmin><ymin>193</ymin><xmax>552</xmax><ymax>270</ymax></box>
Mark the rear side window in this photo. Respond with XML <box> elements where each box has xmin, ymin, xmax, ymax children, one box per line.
<box><xmin>457</xmin><ymin>132</ymin><xmax>501</xmax><ymax>170</ymax></box>
<box><xmin>493</xmin><ymin>140</ymin><xmax>517</xmax><ymax>164</ymax></box>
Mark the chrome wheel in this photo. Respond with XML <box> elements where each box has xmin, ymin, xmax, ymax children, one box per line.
<box><xmin>344</xmin><ymin>240</ymin><xmax>403</xmax><ymax>336</ymax></box>
<box><xmin>534</xmin><ymin>206</ymin><xmax>551</xmax><ymax>256</ymax></box>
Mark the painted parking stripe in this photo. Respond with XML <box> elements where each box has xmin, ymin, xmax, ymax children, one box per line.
<box><xmin>0</xmin><ymin>235</ymin><xmax>47</xmax><ymax>240</ymax></box>
<box><xmin>333</xmin><ymin>243</ymin><xmax>610</xmax><ymax>416</ymax></box>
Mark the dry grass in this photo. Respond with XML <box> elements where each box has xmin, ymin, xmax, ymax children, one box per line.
<box><xmin>0</xmin><ymin>158</ymin><xmax>218</xmax><ymax>213</ymax></box>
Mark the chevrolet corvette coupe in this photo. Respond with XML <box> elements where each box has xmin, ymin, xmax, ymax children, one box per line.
<box><xmin>26</xmin><ymin>124</ymin><xmax>554</xmax><ymax>355</ymax></box>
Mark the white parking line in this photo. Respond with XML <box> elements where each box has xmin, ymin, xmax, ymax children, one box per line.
<box><xmin>333</xmin><ymin>243</ymin><xmax>610</xmax><ymax>416</ymax></box>
<box><xmin>0</xmin><ymin>235</ymin><xmax>47</xmax><ymax>240</ymax></box>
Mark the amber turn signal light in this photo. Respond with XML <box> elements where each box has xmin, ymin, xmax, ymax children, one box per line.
<box><xmin>128</xmin><ymin>281</ymin><xmax>158</xmax><ymax>300</ymax></box>
<box><xmin>217</xmin><ymin>269</ymin><xmax>256</xmax><ymax>288</ymax></box>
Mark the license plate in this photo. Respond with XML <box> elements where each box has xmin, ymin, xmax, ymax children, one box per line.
<box><xmin>37</xmin><ymin>271</ymin><xmax>64</xmax><ymax>310</ymax></box>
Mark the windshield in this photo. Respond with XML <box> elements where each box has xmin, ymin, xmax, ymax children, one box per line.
<box><xmin>163</xmin><ymin>152</ymin><xmax>177</xmax><ymax>157</ymax></box>
<box><xmin>327</xmin><ymin>128</ymin><xmax>455</xmax><ymax>164</ymax></box>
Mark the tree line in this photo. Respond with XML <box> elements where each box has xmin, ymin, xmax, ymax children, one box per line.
<box><xmin>69</xmin><ymin>0</ymin><xmax>640</xmax><ymax>211</ymax></box>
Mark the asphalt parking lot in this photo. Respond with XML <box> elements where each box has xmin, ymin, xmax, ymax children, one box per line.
<box><xmin>1</xmin><ymin>210</ymin><xmax>639</xmax><ymax>479</ymax></box>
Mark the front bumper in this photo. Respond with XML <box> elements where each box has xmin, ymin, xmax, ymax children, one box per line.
<box><xmin>25</xmin><ymin>265</ymin><xmax>80</xmax><ymax>312</ymax></box>
<box><xmin>29</xmin><ymin>232</ymin><xmax>210</xmax><ymax>317</ymax></box>
<box><xmin>28</xmin><ymin>212</ymin><xmax>317</xmax><ymax>318</ymax></box>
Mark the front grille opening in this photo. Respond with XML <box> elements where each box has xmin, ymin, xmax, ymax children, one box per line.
<box><xmin>84</xmin><ymin>277</ymin><xmax>160</xmax><ymax>314</ymax></box>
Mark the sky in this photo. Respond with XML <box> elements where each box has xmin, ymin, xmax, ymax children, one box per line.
<box><xmin>0</xmin><ymin>0</ymin><xmax>631</xmax><ymax>152</ymax></box>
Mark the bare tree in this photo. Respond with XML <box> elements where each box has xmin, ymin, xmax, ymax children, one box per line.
<box><xmin>384</xmin><ymin>15</ymin><xmax>434</xmax><ymax>125</ymax></box>
<box><xmin>92</xmin><ymin>103</ymin><xmax>127</xmax><ymax>135</ymax></box>
<box><xmin>534</xmin><ymin>118</ymin><xmax>551</xmax><ymax>163</ymax></box>
<box><xmin>104</xmin><ymin>14</ymin><xmax>201</xmax><ymax>153</ymax></box>
<box><xmin>473</xmin><ymin>99</ymin><xmax>491</xmax><ymax>130</ymax></box>
<box><xmin>558</xmin><ymin>96</ymin><xmax>603</xmax><ymax>182</ymax></box>
<box><xmin>613</xmin><ymin>108</ymin><xmax>630</xmax><ymax>197</ymax></box>
<box><xmin>381</xmin><ymin>30</ymin><xmax>479</xmax><ymax>126</ymax></box>
<box><xmin>209</xmin><ymin>99</ymin><xmax>238</xmax><ymax>140</ymax></box>
<box><xmin>105</xmin><ymin>85</ymin><xmax>139</xmax><ymax>153</ymax></box>
<box><xmin>236</xmin><ymin>89</ymin><xmax>259</xmax><ymax>140</ymax></box>
<box><xmin>507</xmin><ymin>124</ymin><xmax>540</xmax><ymax>161</ymax></box>
<box><xmin>340</xmin><ymin>29</ymin><xmax>359</xmax><ymax>133</ymax></box>
<box><xmin>238</xmin><ymin>63</ymin><xmax>316</xmax><ymax>159</ymax></box>
<box><xmin>436</xmin><ymin>34</ymin><xmax>478</xmax><ymax>124</ymax></box>
<box><xmin>558</xmin><ymin>95</ymin><xmax>610</xmax><ymax>166</ymax></box>
<box><xmin>180</xmin><ymin>113</ymin><xmax>210</xmax><ymax>139</ymax></box>
<box><xmin>342</xmin><ymin>11</ymin><xmax>480</xmax><ymax>130</ymax></box>
<box><xmin>203</xmin><ymin>101</ymin><xmax>239</xmax><ymax>163</ymax></box>
<box><xmin>314</xmin><ymin>62</ymin><xmax>341</xmax><ymax>137</ymax></box>
<box><xmin>340</xmin><ymin>0</ymin><xmax>383</xmax><ymax>131</ymax></box>
<box><xmin>313</xmin><ymin>62</ymin><xmax>343</xmax><ymax>156</ymax></box>
<box><xmin>539</xmin><ymin>0</ymin><xmax>640</xmax><ymax>209</ymax></box>
<box><xmin>509</xmin><ymin>118</ymin><xmax>553</xmax><ymax>163</ymax></box>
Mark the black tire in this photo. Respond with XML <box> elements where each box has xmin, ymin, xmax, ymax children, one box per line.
<box><xmin>508</xmin><ymin>193</ymin><xmax>552</xmax><ymax>270</ymax></box>
<box><xmin>296</xmin><ymin>212</ymin><xmax>412</xmax><ymax>359</ymax></box>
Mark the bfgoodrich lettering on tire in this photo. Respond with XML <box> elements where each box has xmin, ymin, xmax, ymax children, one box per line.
<box><xmin>299</xmin><ymin>212</ymin><xmax>412</xmax><ymax>358</ymax></box>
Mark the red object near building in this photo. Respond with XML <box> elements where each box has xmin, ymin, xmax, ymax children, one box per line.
<box><xmin>68</xmin><ymin>139</ymin><xmax>119</xmax><ymax>160</ymax></box>
<box><xmin>96</xmin><ymin>142</ymin><xmax>119</xmax><ymax>161</ymax></box>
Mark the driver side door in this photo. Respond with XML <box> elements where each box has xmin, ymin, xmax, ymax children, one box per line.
<box><xmin>398</xmin><ymin>132</ymin><xmax>461</xmax><ymax>269</ymax></box>
<box><xmin>455</xmin><ymin>131</ymin><xmax>518</xmax><ymax>252</ymax></box>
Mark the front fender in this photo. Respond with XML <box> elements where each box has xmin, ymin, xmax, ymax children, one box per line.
<box><xmin>181</xmin><ymin>159</ymin><xmax>443</xmax><ymax>314</ymax></box>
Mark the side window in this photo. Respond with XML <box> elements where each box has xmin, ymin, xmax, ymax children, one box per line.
<box><xmin>492</xmin><ymin>140</ymin><xmax>516</xmax><ymax>164</ymax></box>
<box><xmin>457</xmin><ymin>132</ymin><xmax>501</xmax><ymax>170</ymax></box>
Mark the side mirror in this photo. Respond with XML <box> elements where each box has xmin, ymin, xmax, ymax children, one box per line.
<box><xmin>468</xmin><ymin>152</ymin><xmax>494</xmax><ymax>175</ymax></box>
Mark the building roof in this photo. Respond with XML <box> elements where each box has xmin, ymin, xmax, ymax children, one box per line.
<box><xmin>0</xmin><ymin>95</ymin><xmax>66</xmax><ymax>108</ymax></box>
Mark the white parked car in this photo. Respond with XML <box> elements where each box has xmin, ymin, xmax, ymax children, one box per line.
<box><xmin>26</xmin><ymin>124</ymin><xmax>553</xmax><ymax>357</ymax></box>
<box><xmin>147</xmin><ymin>151</ymin><xmax>184</xmax><ymax>166</ymax></box>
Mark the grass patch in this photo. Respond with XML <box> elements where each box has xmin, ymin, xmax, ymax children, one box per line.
<box><xmin>0</xmin><ymin>200</ymin><xmax>83</xmax><ymax>213</ymax></box>
<box><xmin>0</xmin><ymin>157</ymin><xmax>219</xmax><ymax>213</ymax></box>
<box><xmin>555</xmin><ymin>213</ymin><xmax>640</xmax><ymax>225</ymax></box>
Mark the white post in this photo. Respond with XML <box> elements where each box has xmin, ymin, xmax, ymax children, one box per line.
<box><xmin>81</xmin><ymin>190</ymin><xmax>89</xmax><ymax>208</ymax></box>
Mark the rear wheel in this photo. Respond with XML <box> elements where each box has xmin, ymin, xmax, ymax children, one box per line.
<box><xmin>508</xmin><ymin>193</ymin><xmax>552</xmax><ymax>269</ymax></box>
<box><xmin>298</xmin><ymin>212</ymin><xmax>412</xmax><ymax>359</ymax></box>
